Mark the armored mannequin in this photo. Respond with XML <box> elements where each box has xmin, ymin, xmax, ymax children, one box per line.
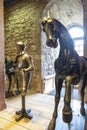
<box><xmin>11</xmin><ymin>42</ymin><xmax>34</xmax><ymax>121</ymax></box>
<box><xmin>12</xmin><ymin>41</ymin><xmax>34</xmax><ymax>96</ymax></box>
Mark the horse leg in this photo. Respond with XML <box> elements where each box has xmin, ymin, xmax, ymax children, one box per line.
<box><xmin>7</xmin><ymin>74</ymin><xmax>12</xmax><ymax>93</ymax></box>
<box><xmin>48</xmin><ymin>75</ymin><xmax>63</xmax><ymax>130</ymax></box>
<box><xmin>16</xmin><ymin>78</ymin><xmax>19</xmax><ymax>93</ymax></box>
<box><xmin>80</xmin><ymin>77</ymin><xmax>86</xmax><ymax>115</ymax></box>
<box><xmin>63</xmin><ymin>76</ymin><xmax>72</xmax><ymax>123</ymax></box>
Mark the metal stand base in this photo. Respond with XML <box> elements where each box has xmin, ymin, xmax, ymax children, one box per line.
<box><xmin>15</xmin><ymin>96</ymin><xmax>33</xmax><ymax>122</ymax></box>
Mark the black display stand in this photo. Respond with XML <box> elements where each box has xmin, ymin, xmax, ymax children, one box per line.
<box><xmin>15</xmin><ymin>95</ymin><xmax>33</xmax><ymax>122</ymax></box>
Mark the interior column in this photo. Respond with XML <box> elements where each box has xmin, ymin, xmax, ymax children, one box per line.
<box><xmin>0</xmin><ymin>0</ymin><xmax>6</xmax><ymax>110</ymax></box>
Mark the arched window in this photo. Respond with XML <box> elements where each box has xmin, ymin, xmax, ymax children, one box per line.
<box><xmin>68</xmin><ymin>25</ymin><xmax>84</xmax><ymax>56</ymax></box>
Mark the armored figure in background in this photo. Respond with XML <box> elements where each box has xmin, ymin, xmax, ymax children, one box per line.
<box><xmin>12</xmin><ymin>41</ymin><xmax>34</xmax><ymax>96</ymax></box>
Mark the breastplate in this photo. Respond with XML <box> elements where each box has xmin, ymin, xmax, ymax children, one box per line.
<box><xmin>16</xmin><ymin>55</ymin><xmax>28</xmax><ymax>69</ymax></box>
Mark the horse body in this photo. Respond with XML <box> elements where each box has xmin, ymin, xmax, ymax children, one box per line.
<box><xmin>5</xmin><ymin>58</ymin><xmax>15</xmax><ymax>93</ymax></box>
<box><xmin>42</xmin><ymin>15</ymin><xmax>87</xmax><ymax>130</ymax></box>
<box><xmin>5</xmin><ymin>58</ymin><xmax>19</xmax><ymax>94</ymax></box>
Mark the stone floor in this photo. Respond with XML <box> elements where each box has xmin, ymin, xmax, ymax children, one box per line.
<box><xmin>47</xmin><ymin>87</ymin><xmax>79</xmax><ymax>100</ymax></box>
<box><xmin>0</xmin><ymin>94</ymin><xmax>86</xmax><ymax>130</ymax></box>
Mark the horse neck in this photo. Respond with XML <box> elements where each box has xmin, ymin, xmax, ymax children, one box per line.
<box><xmin>54</xmin><ymin>19</ymin><xmax>74</xmax><ymax>51</ymax></box>
<box><xmin>58</xmin><ymin>28</ymin><xmax>74</xmax><ymax>58</ymax></box>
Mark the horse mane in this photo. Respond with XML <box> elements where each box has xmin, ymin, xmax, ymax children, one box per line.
<box><xmin>51</xmin><ymin>18</ymin><xmax>81</xmax><ymax>75</ymax></box>
<box><xmin>53</xmin><ymin>18</ymin><xmax>74</xmax><ymax>50</ymax></box>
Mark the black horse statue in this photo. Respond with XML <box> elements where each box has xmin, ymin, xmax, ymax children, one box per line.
<box><xmin>5</xmin><ymin>58</ymin><xmax>15</xmax><ymax>93</ymax></box>
<box><xmin>5</xmin><ymin>58</ymin><xmax>20</xmax><ymax>98</ymax></box>
<box><xmin>42</xmin><ymin>13</ymin><xmax>87</xmax><ymax>130</ymax></box>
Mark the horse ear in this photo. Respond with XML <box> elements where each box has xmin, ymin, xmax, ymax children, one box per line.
<box><xmin>43</xmin><ymin>16</ymin><xmax>47</xmax><ymax>22</ymax></box>
<box><xmin>47</xmin><ymin>11</ymin><xmax>53</xmax><ymax>23</ymax></box>
<box><xmin>47</xmin><ymin>11</ymin><xmax>50</xmax><ymax>17</ymax></box>
<box><xmin>42</xmin><ymin>11</ymin><xmax>53</xmax><ymax>23</ymax></box>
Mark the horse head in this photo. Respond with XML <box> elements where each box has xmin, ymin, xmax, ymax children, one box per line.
<box><xmin>42</xmin><ymin>12</ymin><xmax>58</xmax><ymax>48</ymax></box>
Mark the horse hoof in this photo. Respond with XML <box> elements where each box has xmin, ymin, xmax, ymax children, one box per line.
<box><xmin>48</xmin><ymin>125</ymin><xmax>55</xmax><ymax>130</ymax></box>
<box><xmin>62</xmin><ymin>109</ymin><xmax>72</xmax><ymax>123</ymax></box>
<box><xmin>47</xmin><ymin>120</ymin><xmax>56</xmax><ymax>130</ymax></box>
<box><xmin>80</xmin><ymin>107</ymin><xmax>85</xmax><ymax>116</ymax></box>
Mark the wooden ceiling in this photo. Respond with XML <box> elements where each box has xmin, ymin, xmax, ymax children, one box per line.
<box><xmin>4</xmin><ymin>0</ymin><xmax>19</xmax><ymax>6</ymax></box>
<box><xmin>4</xmin><ymin>0</ymin><xmax>83</xmax><ymax>6</ymax></box>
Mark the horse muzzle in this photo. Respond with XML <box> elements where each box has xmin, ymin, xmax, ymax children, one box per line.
<box><xmin>46</xmin><ymin>39</ymin><xmax>58</xmax><ymax>48</ymax></box>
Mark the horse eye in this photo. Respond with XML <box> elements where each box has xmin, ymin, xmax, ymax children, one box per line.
<box><xmin>42</xmin><ymin>21</ymin><xmax>47</xmax><ymax>26</ymax></box>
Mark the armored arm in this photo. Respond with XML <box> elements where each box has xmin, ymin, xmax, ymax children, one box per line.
<box><xmin>23</xmin><ymin>55</ymin><xmax>34</xmax><ymax>73</ymax></box>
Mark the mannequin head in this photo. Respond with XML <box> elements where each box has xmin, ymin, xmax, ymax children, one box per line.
<box><xmin>16</xmin><ymin>42</ymin><xmax>26</xmax><ymax>53</ymax></box>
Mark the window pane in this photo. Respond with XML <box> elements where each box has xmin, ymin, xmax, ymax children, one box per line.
<box><xmin>68</xmin><ymin>26</ymin><xmax>84</xmax><ymax>56</ymax></box>
<box><xmin>69</xmin><ymin>27</ymin><xmax>84</xmax><ymax>38</ymax></box>
<box><xmin>74</xmin><ymin>40</ymin><xmax>84</xmax><ymax>56</ymax></box>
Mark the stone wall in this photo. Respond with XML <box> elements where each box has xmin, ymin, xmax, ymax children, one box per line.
<box><xmin>41</xmin><ymin>0</ymin><xmax>83</xmax><ymax>77</ymax></box>
<box><xmin>4</xmin><ymin>0</ymin><xmax>84</xmax><ymax>93</ymax></box>
<box><xmin>4</xmin><ymin>0</ymin><xmax>49</xmax><ymax>93</ymax></box>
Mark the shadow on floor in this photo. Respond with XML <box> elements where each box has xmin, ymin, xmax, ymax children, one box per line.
<box><xmin>47</xmin><ymin>87</ymin><xmax>79</xmax><ymax>100</ymax></box>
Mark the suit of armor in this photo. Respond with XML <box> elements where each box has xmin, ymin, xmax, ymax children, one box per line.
<box><xmin>12</xmin><ymin>42</ymin><xmax>34</xmax><ymax>96</ymax></box>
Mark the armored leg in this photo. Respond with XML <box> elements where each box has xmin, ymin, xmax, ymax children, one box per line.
<box><xmin>21</xmin><ymin>72</ymin><xmax>32</xmax><ymax>96</ymax></box>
